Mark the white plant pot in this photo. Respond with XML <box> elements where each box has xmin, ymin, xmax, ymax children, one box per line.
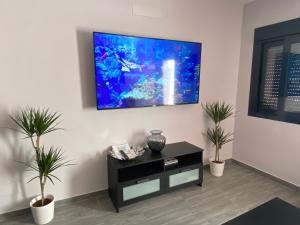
<box><xmin>30</xmin><ymin>194</ymin><xmax>54</xmax><ymax>225</ymax></box>
<box><xmin>209</xmin><ymin>159</ymin><xmax>225</xmax><ymax>177</ymax></box>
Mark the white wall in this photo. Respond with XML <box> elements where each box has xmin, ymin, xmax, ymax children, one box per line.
<box><xmin>0</xmin><ymin>0</ymin><xmax>245</xmax><ymax>214</ymax></box>
<box><xmin>233</xmin><ymin>0</ymin><xmax>300</xmax><ymax>187</ymax></box>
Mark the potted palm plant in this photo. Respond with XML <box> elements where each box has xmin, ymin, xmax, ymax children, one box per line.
<box><xmin>10</xmin><ymin>108</ymin><xmax>72</xmax><ymax>224</ymax></box>
<box><xmin>202</xmin><ymin>102</ymin><xmax>234</xmax><ymax>177</ymax></box>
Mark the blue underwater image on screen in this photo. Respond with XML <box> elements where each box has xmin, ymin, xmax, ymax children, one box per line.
<box><xmin>93</xmin><ymin>32</ymin><xmax>201</xmax><ymax>110</ymax></box>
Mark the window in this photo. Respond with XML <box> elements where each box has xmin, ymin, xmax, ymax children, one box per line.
<box><xmin>248</xmin><ymin>17</ymin><xmax>300</xmax><ymax>124</ymax></box>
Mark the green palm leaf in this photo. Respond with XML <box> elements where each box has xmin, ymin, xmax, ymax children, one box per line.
<box><xmin>36</xmin><ymin>146</ymin><xmax>74</xmax><ymax>180</ymax></box>
<box><xmin>206</xmin><ymin>126</ymin><xmax>233</xmax><ymax>148</ymax></box>
<box><xmin>202</xmin><ymin>102</ymin><xmax>234</xmax><ymax>125</ymax></box>
<box><xmin>9</xmin><ymin>107</ymin><xmax>62</xmax><ymax>139</ymax></box>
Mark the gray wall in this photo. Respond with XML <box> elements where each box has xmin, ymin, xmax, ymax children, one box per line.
<box><xmin>233</xmin><ymin>0</ymin><xmax>300</xmax><ymax>187</ymax></box>
<box><xmin>0</xmin><ymin>0</ymin><xmax>245</xmax><ymax>214</ymax></box>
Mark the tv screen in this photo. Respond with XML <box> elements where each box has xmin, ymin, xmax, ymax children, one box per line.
<box><xmin>93</xmin><ymin>32</ymin><xmax>201</xmax><ymax>110</ymax></box>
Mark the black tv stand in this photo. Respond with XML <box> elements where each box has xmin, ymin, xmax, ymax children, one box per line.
<box><xmin>107</xmin><ymin>141</ymin><xmax>203</xmax><ymax>212</ymax></box>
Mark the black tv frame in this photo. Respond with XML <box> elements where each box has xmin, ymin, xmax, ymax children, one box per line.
<box><xmin>92</xmin><ymin>31</ymin><xmax>202</xmax><ymax>110</ymax></box>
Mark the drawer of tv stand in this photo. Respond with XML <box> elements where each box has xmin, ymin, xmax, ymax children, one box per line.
<box><xmin>166</xmin><ymin>164</ymin><xmax>202</xmax><ymax>190</ymax></box>
<box><xmin>118</xmin><ymin>173</ymin><xmax>164</xmax><ymax>206</ymax></box>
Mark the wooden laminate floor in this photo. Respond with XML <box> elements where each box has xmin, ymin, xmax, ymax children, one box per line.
<box><xmin>1</xmin><ymin>161</ymin><xmax>299</xmax><ymax>225</ymax></box>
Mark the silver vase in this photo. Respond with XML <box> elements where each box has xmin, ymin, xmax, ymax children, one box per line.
<box><xmin>147</xmin><ymin>130</ymin><xmax>166</xmax><ymax>153</ymax></box>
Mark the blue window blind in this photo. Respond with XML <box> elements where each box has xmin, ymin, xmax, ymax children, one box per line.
<box><xmin>285</xmin><ymin>42</ymin><xmax>300</xmax><ymax>112</ymax></box>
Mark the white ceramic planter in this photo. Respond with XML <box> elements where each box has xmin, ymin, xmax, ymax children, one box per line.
<box><xmin>30</xmin><ymin>194</ymin><xmax>54</xmax><ymax>225</ymax></box>
<box><xmin>209</xmin><ymin>159</ymin><xmax>225</xmax><ymax>177</ymax></box>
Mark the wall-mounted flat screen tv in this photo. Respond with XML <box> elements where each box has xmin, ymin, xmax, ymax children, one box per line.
<box><xmin>93</xmin><ymin>32</ymin><xmax>201</xmax><ymax>110</ymax></box>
